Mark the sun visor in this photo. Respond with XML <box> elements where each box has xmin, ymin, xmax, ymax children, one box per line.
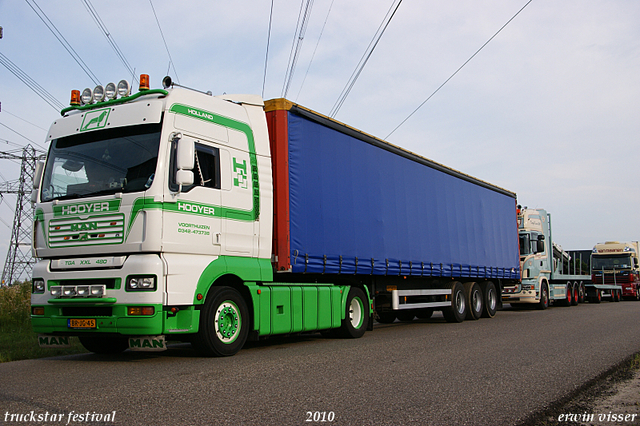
<box><xmin>47</xmin><ymin>100</ymin><xmax>164</xmax><ymax>142</ymax></box>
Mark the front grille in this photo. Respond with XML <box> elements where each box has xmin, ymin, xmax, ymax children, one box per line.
<box><xmin>59</xmin><ymin>278</ymin><xmax>116</xmax><ymax>289</ymax></box>
<box><xmin>61</xmin><ymin>306</ymin><xmax>113</xmax><ymax>317</ymax></box>
<box><xmin>48</xmin><ymin>214</ymin><xmax>124</xmax><ymax>248</ymax></box>
<box><xmin>593</xmin><ymin>274</ymin><xmax>633</xmax><ymax>284</ymax></box>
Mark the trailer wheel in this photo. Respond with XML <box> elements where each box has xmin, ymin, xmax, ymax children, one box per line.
<box><xmin>562</xmin><ymin>283</ymin><xmax>573</xmax><ymax>307</ymax></box>
<box><xmin>339</xmin><ymin>287</ymin><xmax>369</xmax><ymax>338</ymax></box>
<box><xmin>571</xmin><ymin>283</ymin><xmax>579</xmax><ymax>306</ymax></box>
<box><xmin>194</xmin><ymin>286</ymin><xmax>249</xmax><ymax>357</ymax></box>
<box><xmin>537</xmin><ymin>283</ymin><xmax>549</xmax><ymax>310</ymax></box>
<box><xmin>593</xmin><ymin>289</ymin><xmax>602</xmax><ymax>303</ymax></box>
<box><xmin>480</xmin><ymin>281</ymin><xmax>497</xmax><ymax>318</ymax></box>
<box><xmin>464</xmin><ymin>282</ymin><xmax>483</xmax><ymax>320</ymax></box>
<box><xmin>79</xmin><ymin>336</ymin><xmax>128</xmax><ymax>354</ymax></box>
<box><xmin>613</xmin><ymin>289</ymin><xmax>621</xmax><ymax>302</ymax></box>
<box><xmin>443</xmin><ymin>281</ymin><xmax>466</xmax><ymax>323</ymax></box>
<box><xmin>578</xmin><ymin>283</ymin><xmax>586</xmax><ymax>303</ymax></box>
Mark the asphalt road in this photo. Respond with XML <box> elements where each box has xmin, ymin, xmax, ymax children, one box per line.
<box><xmin>2</xmin><ymin>301</ymin><xmax>640</xmax><ymax>426</ymax></box>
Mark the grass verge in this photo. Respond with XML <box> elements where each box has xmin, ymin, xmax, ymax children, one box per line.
<box><xmin>0</xmin><ymin>282</ymin><xmax>86</xmax><ymax>362</ymax></box>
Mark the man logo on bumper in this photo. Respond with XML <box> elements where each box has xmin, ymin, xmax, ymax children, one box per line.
<box><xmin>128</xmin><ymin>336</ymin><xmax>167</xmax><ymax>351</ymax></box>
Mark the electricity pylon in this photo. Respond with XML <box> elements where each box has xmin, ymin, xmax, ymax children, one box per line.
<box><xmin>0</xmin><ymin>144</ymin><xmax>41</xmax><ymax>286</ymax></box>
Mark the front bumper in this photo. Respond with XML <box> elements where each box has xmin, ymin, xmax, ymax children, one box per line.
<box><xmin>30</xmin><ymin>254</ymin><xmax>198</xmax><ymax>336</ymax></box>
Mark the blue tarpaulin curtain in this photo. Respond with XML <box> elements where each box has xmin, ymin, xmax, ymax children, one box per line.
<box><xmin>287</xmin><ymin>112</ymin><xmax>519</xmax><ymax>279</ymax></box>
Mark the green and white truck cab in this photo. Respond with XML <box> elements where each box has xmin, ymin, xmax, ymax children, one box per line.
<box><xmin>30</xmin><ymin>75</ymin><xmax>368</xmax><ymax>356</ymax></box>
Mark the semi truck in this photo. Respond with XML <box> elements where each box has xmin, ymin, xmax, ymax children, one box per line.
<box><xmin>503</xmin><ymin>207</ymin><xmax>621</xmax><ymax>307</ymax></box>
<box><xmin>30</xmin><ymin>74</ymin><xmax>520</xmax><ymax>356</ymax></box>
<box><xmin>591</xmin><ymin>241</ymin><xmax>640</xmax><ymax>300</ymax></box>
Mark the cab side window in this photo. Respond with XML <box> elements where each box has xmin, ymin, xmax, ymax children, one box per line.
<box><xmin>170</xmin><ymin>141</ymin><xmax>220</xmax><ymax>192</ymax></box>
<box><xmin>193</xmin><ymin>143</ymin><xmax>220</xmax><ymax>189</ymax></box>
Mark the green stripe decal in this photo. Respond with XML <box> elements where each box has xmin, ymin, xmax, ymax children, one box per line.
<box><xmin>127</xmin><ymin>198</ymin><xmax>256</xmax><ymax>238</ymax></box>
<box><xmin>169</xmin><ymin>103</ymin><xmax>260</xmax><ymax>220</ymax></box>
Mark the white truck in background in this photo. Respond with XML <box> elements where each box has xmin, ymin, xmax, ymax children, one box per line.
<box><xmin>503</xmin><ymin>207</ymin><xmax>622</xmax><ymax>308</ymax></box>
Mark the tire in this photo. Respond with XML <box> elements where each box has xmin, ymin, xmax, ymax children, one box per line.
<box><xmin>562</xmin><ymin>284</ymin><xmax>573</xmax><ymax>307</ymax></box>
<box><xmin>464</xmin><ymin>282</ymin><xmax>483</xmax><ymax>320</ymax></box>
<box><xmin>79</xmin><ymin>335</ymin><xmax>128</xmax><ymax>354</ymax></box>
<box><xmin>537</xmin><ymin>283</ymin><xmax>549</xmax><ymax>310</ymax></box>
<box><xmin>376</xmin><ymin>311</ymin><xmax>396</xmax><ymax>324</ymax></box>
<box><xmin>593</xmin><ymin>289</ymin><xmax>602</xmax><ymax>304</ymax></box>
<box><xmin>415</xmin><ymin>308</ymin><xmax>433</xmax><ymax>319</ymax></box>
<box><xmin>396</xmin><ymin>311</ymin><xmax>416</xmax><ymax>322</ymax></box>
<box><xmin>339</xmin><ymin>287</ymin><xmax>369</xmax><ymax>338</ymax></box>
<box><xmin>193</xmin><ymin>286</ymin><xmax>249</xmax><ymax>357</ymax></box>
<box><xmin>480</xmin><ymin>281</ymin><xmax>498</xmax><ymax>318</ymax></box>
<box><xmin>613</xmin><ymin>289</ymin><xmax>621</xmax><ymax>302</ymax></box>
<box><xmin>571</xmin><ymin>283</ymin><xmax>579</xmax><ymax>306</ymax></box>
<box><xmin>578</xmin><ymin>283</ymin><xmax>586</xmax><ymax>304</ymax></box>
<box><xmin>443</xmin><ymin>281</ymin><xmax>466</xmax><ymax>323</ymax></box>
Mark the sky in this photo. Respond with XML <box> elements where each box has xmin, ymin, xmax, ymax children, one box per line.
<box><xmin>0</xmin><ymin>0</ymin><xmax>639</xmax><ymax>280</ymax></box>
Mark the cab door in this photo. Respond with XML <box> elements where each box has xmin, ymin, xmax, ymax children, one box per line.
<box><xmin>163</xmin><ymin>136</ymin><xmax>222</xmax><ymax>255</ymax></box>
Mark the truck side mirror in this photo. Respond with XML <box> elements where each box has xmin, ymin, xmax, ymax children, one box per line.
<box><xmin>33</xmin><ymin>161</ymin><xmax>44</xmax><ymax>190</ymax></box>
<box><xmin>175</xmin><ymin>137</ymin><xmax>194</xmax><ymax>189</ymax></box>
<box><xmin>536</xmin><ymin>239</ymin><xmax>545</xmax><ymax>253</ymax></box>
<box><xmin>31</xmin><ymin>161</ymin><xmax>45</xmax><ymax>203</ymax></box>
<box><xmin>176</xmin><ymin>138</ymin><xmax>194</xmax><ymax>171</ymax></box>
<box><xmin>635</xmin><ymin>258</ymin><xmax>639</xmax><ymax>268</ymax></box>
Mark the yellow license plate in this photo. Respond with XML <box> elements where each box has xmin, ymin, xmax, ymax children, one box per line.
<box><xmin>68</xmin><ymin>318</ymin><xmax>96</xmax><ymax>329</ymax></box>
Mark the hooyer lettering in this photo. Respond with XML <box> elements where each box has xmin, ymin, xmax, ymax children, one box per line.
<box><xmin>61</xmin><ymin>202</ymin><xmax>110</xmax><ymax>215</ymax></box>
<box><xmin>177</xmin><ymin>203</ymin><xmax>215</xmax><ymax>215</ymax></box>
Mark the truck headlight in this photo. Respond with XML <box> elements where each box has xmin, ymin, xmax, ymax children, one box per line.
<box><xmin>127</xmin><ymin>276</ymin><xmax>156</xmax><ymax>291</ymax></box>
<box><xmin>32</xmin><ymin>279</ymin><xmax>45</xmax><ymax>294</ymax></box>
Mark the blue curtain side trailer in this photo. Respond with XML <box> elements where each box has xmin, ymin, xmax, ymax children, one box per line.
<box><xmin>266</xmin><ymin>99</ymin><xmax>521</xmax><ymax>324</ymax></box>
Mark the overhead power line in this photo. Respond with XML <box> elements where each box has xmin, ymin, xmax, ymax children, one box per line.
<box><xmin>282</xmin><ymin>0</ymin><xmax>315</xmax><ymax>98</ymax></box>
<box><xmin>0</xmin><ymin>121</ymin><xmax>47</xmax><ymax>151</ymax></box>
<box><xmin>149</xmin><ymin>0</ymin><xmax>179</xmax><ymax>83</ymax></box>
<box><xmin>81</xmin><ymin>0</ymin><xmax>135</xmax><ymax>83</ymax></box>
<box><xmin>0</xmin><ymin>52</ymin><xmax>65</xmax><ymax>111</ymax></box>
<box><xmin>24</xmin><ymin>0</ymin><xmax>101</xmax><ymax>86</ymax></box>
<box><xmin>295</xmin><ymin>0</ymin><xmax>336</xmax><ymax>101</ymax></box>
<box><xmin>2</xmin><ymin>109</ymin><xmax>48</xmax><ymax>132</ymax></box>
<box><xmin>262</xmin><ymin>0</ymin><xmax>275</xmax><ymax>98</ymax></box>
<box><xmin>330</xmin><ymin>0</ymin><xmax>403</xmax><ymax>118</ymax></box>
<box><xmin>385</xmin><ymin>0</ymin><xmax>534</xmax><ymax>140</ymax></box>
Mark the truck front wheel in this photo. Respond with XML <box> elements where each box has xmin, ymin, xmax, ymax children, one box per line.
<box><xmin>537</xmin><ymin>283</ymin><xmax>549</xmax><ymax>310</ymax></box>
<box><xmin>194</xmin><ymin>286</ymin><xmax>249</xmax><ymax>357</ymax></box>
<box><xmin>339</xmin><ymin>287</ymin><xmax>369</xmax><ymax>338</ymax></box>
<box><xmin>443</xmin><ymin>281</ymin><xmax>466</xmax><ymax>323</ymax></box>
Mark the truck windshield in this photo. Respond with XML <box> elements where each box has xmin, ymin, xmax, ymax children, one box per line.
<box><xmin>591</xmin><ymin>254</ymin><xmax>632</xmax><ymax>271</ymax></box>
<box><xmin>41</xmin><ymin>123</ymin><xmax>162</xmax><ymax>202</ymax></box>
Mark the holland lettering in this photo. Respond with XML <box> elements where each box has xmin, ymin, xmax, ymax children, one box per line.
<box><xmin>188</xmin><ymin>108</ymin><xmax>214</xmax><ymax>121</ymax></box>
